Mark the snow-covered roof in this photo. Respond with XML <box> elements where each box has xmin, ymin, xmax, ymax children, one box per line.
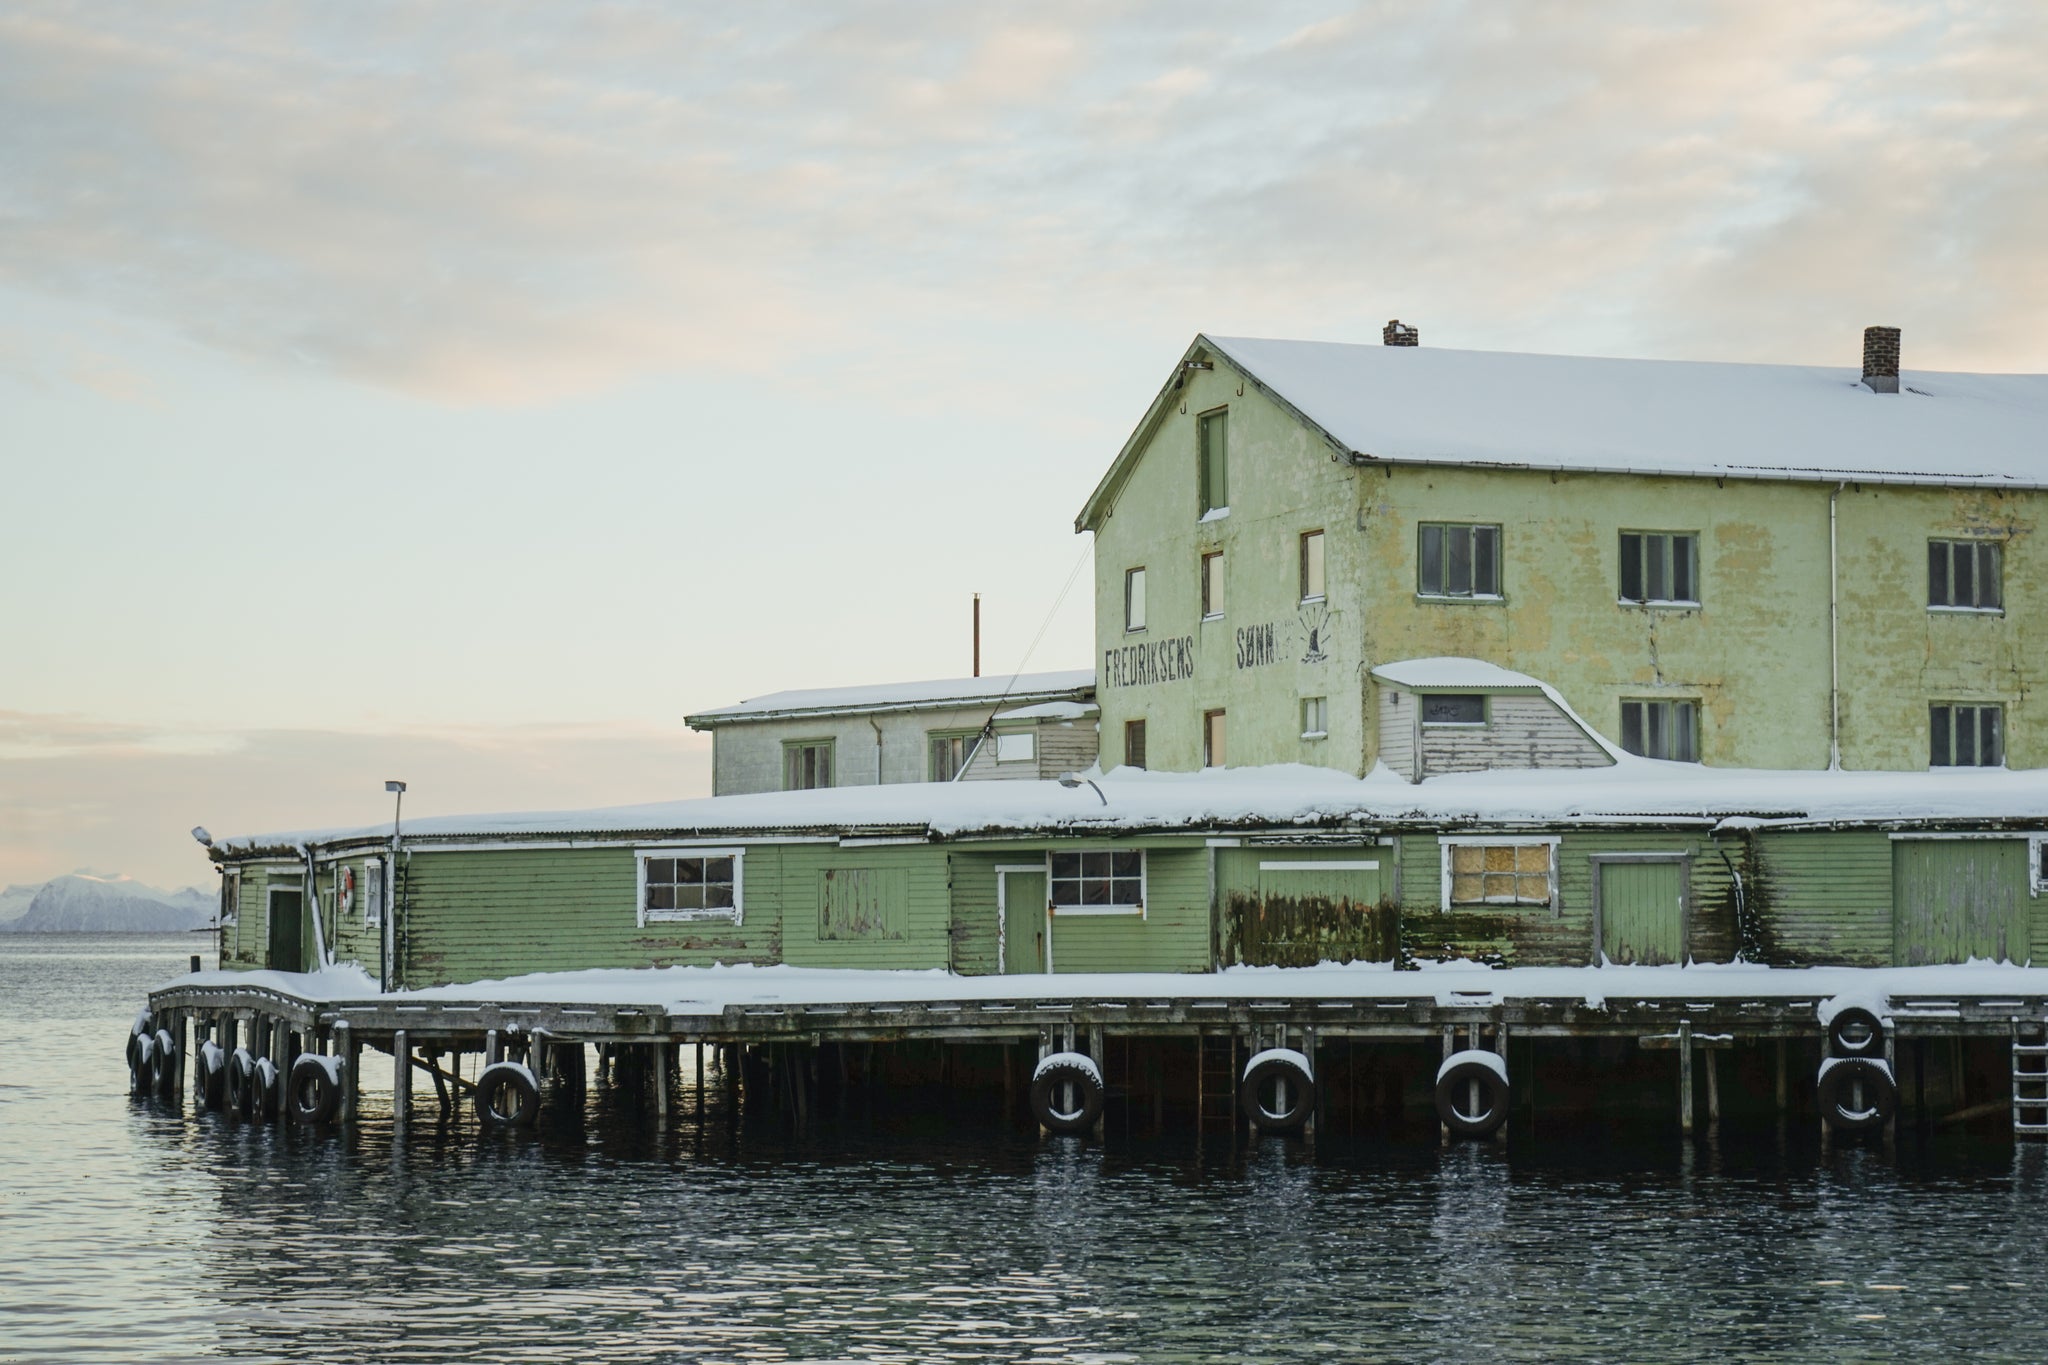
<box><xmin>993</xmin><ymin>700</ymin><xmax>1098</xmax><ymax>722</ymax></box>
<box><xmin>1371</xmin><ymin>658</ymin><xmax>1545</xmax><ymax>691</ymax></box>
<box><xmin>212</xmin><ymin>758</ymin><xmax>2048</xmax><ymax>856</ymax></box>
<box><xmin>684</xmin><ymin>668</ymin><xmax>1093</xmax><ymax>727</ymax></box>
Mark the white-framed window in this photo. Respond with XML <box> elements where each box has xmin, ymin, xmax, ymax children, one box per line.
<box><xmin>1300</xmin><ymin>530</ymin><xmax>1325</xmax><ymax>602</ymax></box>
<box><xmin>1201</xmin><ymin>549</ymin><xmax>1225</xmax><ymax>619</ymax></box>
<box><xmin>363</xmin><ymin>858</ymin><xmax>384</xmax><ymax>928</ymax></box>
<box><xmin>1929</xmin><ymin>539</ymin><xmax>2001</xmax><ymax>612</ymax></box>
<box><xmin>2029</xmin><ymin>835</ymin><xmax>2048</xmax><ymax>898</ymax></box>
<box><xmin>784</xmin><ymin>740</ymin><xmax>833</xmax><ymax>790</ymax></box>
<box><xmin>1198</xmin><ymin>408</ymin><xmax>1229</xmax><ymax>517</ymax></box>
<box><xmin>1440</xmin><ymin>836</ymin><xmax>1559</xmax><ymax>911</ymax></box>
<box><xmin>1622</xmin><ymin>699</ymin><xmax>1699</xmax><ymax>762</ymax></box>
<box><xmin>1620</xmin><ymin>531</ymin><xmax>1699</xmax><ymax>606</ymax></box>
<box><xmin>1125</xmin><ymin>567</ymin><xmax>1147</xmax><ymax>632</ymax></box>
<box><xmin>1931</xmin><ymin>703</ymin><xmax>2003</xmax><ymax>767</ymax></box>
<box><xmin>996</xmin><ymin>731</ymin><xmax>1036</xmax><ymax>763</ymax></box>
<box><xmin>1418</xmin><ymin>523</ymin><xmax>1501</xmax><ymax>599</ymax></box>
<box><xmin>638</xmin><ymin>849</ymin><xmax>744</xmax><ymax>925</ymax></box>
<box><xmin>1048</xmin><ymin>849</ymin><xmax>1145</xmax><ymax>915</ymax></box>
<box><xmin>1421</xmin><ymin>694</ymin><xmax>1485</xmax><ymax>726</ymax></box>
<box><xmin>219</xmin><ymin>867</ymin><xmax>240</xmax><ymax>926</ymax></box>
<box><xmin>1301</xmin><ymin>695</ymin><xmax>1328</xmax><ymax>738</ymax></box>
<box><xmin>1203</xmin><ymin>708</ymin><xmax>1226</xmax><ymax>767</ymax></box>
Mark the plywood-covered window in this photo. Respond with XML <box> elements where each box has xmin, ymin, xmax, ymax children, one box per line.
<box><xmin>1418</xmin><ymin>523</ymin><xmax>1501</xmax><ymax>599</ymax></box>
<box><xmin>1931</xmin><ymin>703</ymin><xmax>2002</xmax><ymax>767</ymax></box>
<box><xmin>1198</xmin><ymin>409</ymin><xmax>1228</xmax><ymax>516</ymax></box>
<box><xmin>784</xmin><ymin>740</ymin><xmax>833</xmax><ymax>790</ymax></box>
<box><xmin>995</xmin><ymin>732</ymin><xmax>1035</xmax><ymax>763</ymax></box>
<box><xmin>1442</xmin><ymin>838</ymin><xmax>1557</xmax><ymax>910</ymax></box>
<box><xmin>639</xmin><ymin>851</ymin><xmax>743</xmax><ymax>925</ymax></box>
<box><xmin>1049</xmin><ymin>849</ymin><xmax>1144</xmax><ymax>913</ymax></box>
<box><xmin>1620</xmin><ymin>531</ymin><xmax>1698</xmax><ymax>605</ymax></box>
<box><xmin>1929</xmin><ymin>540</ymin><xmax>2002</xmax><ymax>611</ymax></box>
<box><xmin>1124</xmin><ymin>567</ymin><xmax>1147</xmax><ymax>632</ymax></box>
<box><xmin>1300</xmin><ymin>530</ymin><xmax>1325</xmax><ymax>602</ymax></box>
<box><xmin>1201</xmin><ymin>550</ymin><xmax>1225</xmax><ymax>618</ymax></box>
<box><xmin>1203</xmin><ymin>708</ymin><xmax>1227</xmax><ymax>768</ymax></box>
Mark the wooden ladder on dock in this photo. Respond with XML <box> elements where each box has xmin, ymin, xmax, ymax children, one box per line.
<box><xmin>2013</xmin><ymin>1019</ymin><xmax>2048</xmax><ymax>1140</ymax></box>
<box><xmin>1197</xmin><ymin>1031</ymin><xmax>1238</xmax><ymax>1131</ymax></box>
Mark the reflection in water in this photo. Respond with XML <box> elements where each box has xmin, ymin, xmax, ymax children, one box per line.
<box><xmin>4</xmin><ymin>935</ymin><xmax>2048</xmax><ymax>1363</ymax></box>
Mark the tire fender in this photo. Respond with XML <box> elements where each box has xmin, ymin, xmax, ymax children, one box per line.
<box><xmin>252</xmin><ymin>1056</ymin><xmax>280</xmax><ymax>1122</ymax></box>
<box><xmin>196</xmin><ymin>1040</ymin><xmax>227</xmax><ymax>1111</ymax></box>
<box><xmin>152</xmin><ymin>1027</ymin><xmax>178</xmax><ymax>1101</ymax></box>
<box><xmin>1028</xmin><ymin>1051</ymin><xmax>1105</xmax><ymax>1135</ymax></box>
<box><xmin>1239</xmin><ymin>1048</ymin><xmax>1317</xmax><ymax>1132</ymax></box>
<box><xmin>289</xmin><ymin>1053</ymin><xmax>344</xmax><ymax>1125</ymax></box>
<box><xmin>1826</xmin><ymin>1006</ymin><xmax>1886</xmax><ymax>1058</ymax></box>
<box><xmin>1817</xmin><ymin>1056</ymin><xmax>1897</xmax><ymax>1132</ymax></box>
<box><xmin>475</xmin><ymin>1061</ymin><xmax>541</xmax><ymax>1129</ymax></box>
<box><xmin>1434</xmin><ymin>1049</ymin><xmax>1512</xmax><ymax>1139</ymax></box>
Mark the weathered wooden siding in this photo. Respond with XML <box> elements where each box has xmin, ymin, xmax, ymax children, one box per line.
<box><xmin>776</xmin><ymin>846</ymin><xmax>949</xmax><ymax>971</ymax></box>
<box><xmin>1218</xmin><ymin>845</ymin><xmax>1394</xmax><ymax>966</ymax></box>
<box><xmin>1748</xmin><ymin>830</ymin><xmax>1891</xmax><ymax>966</ymax></box>
<box><xmin>1045</xmin><ymin>846</ymin><xmax>1209</xmax><ymax>974</ymax></box>
<box><xmin>948</xmin><ymin>852</ymin><xmax>1003</xmax><ymax>975</ymax></box>
<box><xmin>401</xmin><ymin>847</ymin><xmax>782</xmax><ymax>987</ymax></box>
<box><xmin>1892</xmin><ymin>838</ymin><xmax>2030</xmax><ymax>964</ymax></box>
<box><xmin>321</xmin><ymin>854</ymin><xmax>385</xmax><ymax>974</ymax></box>
<box><xmin>1035</xmin><ymin>721</ymin><xmax>1099</xmax><ymax>778</ymax></box>
<box><xmin>1376</xmin><ymin>689</ymin><xmax>1417</xmax><ymax>780</ymax></box>
<box><xmin>1374</xmin><ymin>686</ymin><xmax>1613</xmax><ymax>782</ymax></box>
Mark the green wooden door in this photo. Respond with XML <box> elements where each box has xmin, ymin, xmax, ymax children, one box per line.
<box><xmin>1002</xmin><ymin>871</ymin><xmax>1046</xmax><ymax>975</ymax></box>
<box><xmin>1892</xmin><ymin>839</ymin><xmax>2028</xmax><ymax>965</ymax></box>
<box><xmin>267</xmin><ymin>889</ymin><xmax>304</xmax><ymax>972</ymax></box>
<box><xmin>1599</xmin><ymin>861</ymin><xmax>1683</xmax><ymax>965</ymax></box>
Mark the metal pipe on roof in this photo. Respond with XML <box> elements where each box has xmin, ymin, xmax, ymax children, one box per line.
<box><xmin>1829</xmin><ymin>482</ymin><xmax>1844</xmax><ymax>771</ymax></box>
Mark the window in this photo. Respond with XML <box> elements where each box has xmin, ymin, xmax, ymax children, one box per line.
<box><xmin>1203</xmin><ymin>709</ymin><xmax>1227</xmax><ymax>767</ymax></box>
<box><xmin>1300</xmin><ymin>530</ymin><xmax>1325</xmax><ymax>601</ymax></box>
<box><xmin>1929</xmin><ymin>540</ymin><xmax>2002</xmax><ymax>611</ymax></box>
<box><xmin>1620</xmin><ymin>531</ymin><xmax>1698</xmax><ymax>605</ymax></box>
<box><xmin>1621</xmin><ymin>699</ymin><xmax>1699</xmax><ymax>761</ymax></box>
<box><xmin>1931</xmin><ymin>703</ymin><xmax>2002</xmax><ymax>767</ymax></box>
<box><xmin>929</xmin><ymin>732</ymin><xmax>973</xmax><ymax>781</ymax></box>
<box><xmin>1124</xmin><ymin>567</ymin><xmax>1147</xmax><ymax>632</ymax></box>
<box><xmin>2031</xmin><ymin>835</ymin><xmax>2048</xmax><ymax>897</ymax></box>
<box><xmin>1301</xmin><ymin>696</ymin><xmax>1328</xmax><ymax>738</ymax></box>
<box><xmin>1198</xmin><ymin>409</ymin><xmax>1228</xmax><ymax>515</ymax></box>
<box><xmin>996</xmin><ymin>732</ymin><xmax>1036</xmax><ymax>763</ymax></box>
<box><xmin>1124</xmin><ymin>719</ymin><xmax>1147</xmax><ymax>770</ymax></box>
<box><xmin>1421</xmin><ymin>694</ymin><xmax>1485</xmax><ymax>726</ymax></box>
<box><xmin>363</xmin><ymin>858</ymin><xmax>384</xmax><ymax>928</ymax></box>
<box><xmin>640</xmin><ymin>851</ymin><xmax>742</xmax><ymax>924</ymax></box>
<box><xmin>1443</xmin><ymin>840</ymin><xmax>1556</xmax><ymax>909</ymax></box>
<box><xmin>784</xmin><ymin>741</ymin><xmax>833</xmax><ymax>790</ymax></box>
<box><xmin>219</xmin><ymin>868</ymin><xmax>240</xmax><ymax>927</ymax></box>
<box><xmin>1201</xmin><ymin>550</ymin><xmax>1225</xmax><ymax>618</ymax></box>
<box><xmin>1049</xmin><ymin>849</ymin><xmax>1144</xmax><ymax>912</ymax></box>
<box><xmin>1418</xmin><ymin>523</ymin><xmax>1501</xmax><ymax>598</ymax></box>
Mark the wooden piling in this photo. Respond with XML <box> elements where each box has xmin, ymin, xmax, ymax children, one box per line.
<box><xmin>654</xmin><ymin>1041</ymin><xmax>670</xmax><ymax>1123</ymax></box>
<box><xmin>1704</xmin><ymin>1041</ymin><xmax>1720</xmax><ymax>1132</ymax></box>
<box><xmin>1678</xmin><ymin>1019</ymin><xmax>1695</xmax><ymax>1136</ymax></box>
<box><xmin>393</xmin><ymin>1029</ymin><xmax>410</xmax><ymax>1126</ymax></box>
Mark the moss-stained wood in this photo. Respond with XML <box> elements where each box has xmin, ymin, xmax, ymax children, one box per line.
<box><xmin>1749</xmin><ymin>830</ymin><xmax>1891</xmax><ymax>966</ymax></box>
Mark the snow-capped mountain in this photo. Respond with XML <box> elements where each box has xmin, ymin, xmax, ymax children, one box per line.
<box><xmin>0</xmin><ymin>874</ymin><xmax>214</xmax><ymax>933</ymax></box>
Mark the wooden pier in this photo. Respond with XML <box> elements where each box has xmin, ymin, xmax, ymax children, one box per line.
<box><xmin>134</xmin><ymin>968</ymin><xmax>2048</xmax><ymax>1145</ymax></box>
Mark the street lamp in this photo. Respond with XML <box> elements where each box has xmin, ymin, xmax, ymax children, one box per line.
<box><xmin>1057</xmin><ymin>772</ymin><xmax>1107</xmax><ymax>806</ymax></box>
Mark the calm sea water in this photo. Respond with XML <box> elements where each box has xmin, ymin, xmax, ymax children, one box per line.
<box><xmin>4</xmin><ymin>934</ymin><xmax>2048</xmax><ymax>1364</ymax></box>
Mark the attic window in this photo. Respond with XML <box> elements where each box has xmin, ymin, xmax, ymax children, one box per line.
<box><xmin>1421</xmin><ymin>694</ymin><xmax>1484</xmax><ymax>726</ymax></box>
<box><xmin>1198</xmin><ymin>409</ymin><xmax>1229</xmax><ymax>516</ymax></box>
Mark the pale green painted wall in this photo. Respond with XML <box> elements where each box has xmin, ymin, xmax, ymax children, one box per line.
<box><xmin>1089</xmin><ymin>350</ymin><xmax>2044</xmax><ymax>772</ymax></box>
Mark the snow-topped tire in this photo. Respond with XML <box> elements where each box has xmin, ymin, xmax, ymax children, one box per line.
<box><xmin>289</xmin><ymin>1053</ymin><xmax>343</xmax><ymax>1126</ymax></box>
<box><xmin>475</xmin><ymin>1061</ymin><xmax>541</xmax><ymax>1129</ymax></box>
<box><xmin>126</xmin><ymin>1031</ymin><xmax>150</xmax><ymax>1097</ymax></box>
<box><xmin>1827</xmin><ymin>1006</ymin><xmax>1886</xmax><ymax>1059</ymax></box>
<box><xmin>195</xmin><ymin>1040</ymin><xmax>227</xmax><ymax>1111</ymax></box>
<box><xmin>1435</xmin><ymin>1049</ymin><xmax>1511</xmax><ymax>1139</ymax></box>
<box><xmin>250</xmin><ymin>1057</ymin><xmax>280</xmax><ymax>1123</ymax></box>
<box><xmin>1029</xmin><ymin>1051</ymin><xmax>1104</xmax><ymax>1135</ymax></box>
<box><xmin>151</xmin><ymin>1027</ymin><xmax>179</xmax><ymax>1102</ymax></box>
<box><xmin>1817</xmin><ymin>1056</ymin><xmax>1897</xmax><ymax>1133</ymax></box>
<box><xmin>1240</xmin><ymin>1048</ymin><xmax>1317</xmax><ymax>1132</ymax></box>
<box><xmin>227</xmin><ymin>1048</ymin><xmax>257</xmax><ymax>1119</ymax></box>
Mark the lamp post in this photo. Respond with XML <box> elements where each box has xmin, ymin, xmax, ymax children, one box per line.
<box><xmin>384</xmin><ymin>781</ymin><xmax>406</xmax><ymax>991</ymax></box>
<box><xmin>1057</xmin><ymin>772</ymin><xmax>1107</xmax><ymax>806</ymax></box>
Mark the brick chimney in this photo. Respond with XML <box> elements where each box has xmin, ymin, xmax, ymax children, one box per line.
<box><xmin>1383</xmin><ymin>319</ymin><xmax>1418</xmax><ymax>347</ymax></box>
<box><xmin>1862</xmin><ymin>325</ymin><xmax>1900</xmax><ymax>393</ymax></box>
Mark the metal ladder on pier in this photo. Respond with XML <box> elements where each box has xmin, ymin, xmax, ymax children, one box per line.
<box><xmin>1197</xmin><ymin>1032</ymin><xmax>1238</xmax><ymax>1131</ymax></box>
<box><xmin>2014</xmin><ymin>1019</ymin><xmax>2048</xmax><ymax>1139</ymax></box>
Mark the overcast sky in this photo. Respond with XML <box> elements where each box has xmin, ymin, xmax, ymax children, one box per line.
<box><xmin>4</xmin><ymin>1</ymin><xmax>2044</xmax><ymax>889</ymax></box>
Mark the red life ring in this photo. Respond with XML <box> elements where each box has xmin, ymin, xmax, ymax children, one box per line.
<box><xmin>338</xmin><ymin>865</ymin><xmax>355</xmax><ymax>916</ymax></box>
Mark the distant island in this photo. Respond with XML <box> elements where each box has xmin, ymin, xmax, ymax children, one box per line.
<box><xmin>0</xmin><ymin>874</ymin><xmax>214</xmax><ymax>933</ymax></box>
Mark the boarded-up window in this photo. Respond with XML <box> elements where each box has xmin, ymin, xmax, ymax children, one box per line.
<box><xmin>819</xmin><ymin>867</ymin><xmax>907</xmax><ymax>939</ymax></box>
<box><xmin>996</xmin><ymin>732</ymin><xmax>1035</xmax><ymax>763</ymax></box>
<box><xmin>1447</xmin><ymin>842</ymin><xmax>1553</xmax><ymax>907</ymax></box>
<box><xmin>643</xmin><ymin>853</ymin><xmax>741</xmax><ymax>923</ymax></box>
<box><xmin>1124</xmin><ymin>719</ymin><xmax>1147</xmax><ymax>770</ymax></box>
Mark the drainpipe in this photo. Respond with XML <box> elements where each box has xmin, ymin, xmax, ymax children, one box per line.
<box><xmin>1828</xmin><ymin>482</ymin><xmax>1844</xmax><ymax>770</ymax></box>
<box><xmin>870</xmin><ymin>717</ymin><xmax>884</xmax><ymax>786</ymax></box>
<box><xmin>302</xmin><ymin>843</ymin><xmax>331</xmax><ymax>969</ymax></box>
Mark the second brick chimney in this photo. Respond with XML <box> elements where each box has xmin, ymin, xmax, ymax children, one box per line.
<box><xmin>1383</xmin><ymin>319</ymin><xmax>1419</xmax><ymax>347</ymax></box>
<box><xmin>1862</xmin><ymin>325</ymin><xmax>1900</xmax><ymax>393</ymax></box>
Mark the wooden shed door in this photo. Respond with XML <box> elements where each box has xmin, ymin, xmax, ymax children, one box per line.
<box><xmin>1217</xmin><ymin>849</ymin><xmax>1390</xmax><ymax>966</ymax></box>
<box><xmin>1000</xmin><ymin>870</ymin><xmax>1046</xmax><ymax>975</ymax></box>
<box><xmin>1892</xmin><ymin>839</ymin><xmax>2028</xmax><ymax>965</ymax></box>
<box><xmin>267</xmin><ymin>889</ymin><xmax>304</xmax><ymax>972</ymax></box>
<box><xmin>1599</xmin><ymin>862</ymin><xmax>1683</xmax><ymax>965</ymax></box>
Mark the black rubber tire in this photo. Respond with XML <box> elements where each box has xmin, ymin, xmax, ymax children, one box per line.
<box><xmin>227</xmin><ymin>1049</ymin><xmax>255</xmax><ymax>1119</ymax></box>
<box><xmin>195</xmin><ymin>1044</ymin><xmax>227</xmax><ymax>1112</ymax></box>
<box><xmin>150</xmin><ymin>1028</ymin><xmax>177</xmax><ymax>1102</ymax></box>
<box><xmin>1028</xmin><ymin>1053</ymin><xmax>1105</xmax><ymax>1135</ymax></box>
<box><xmin>1818</xmin><ymin>1057</ymin><xmax>1897</xmax><ymax>1133</ymax></box>
<box><xmin>126</xmin><ymin>1032</ymin><xmax>148</xmax><ymax>1097</ymax></box>
<box><xmin>1435</xmin><ymin>1058</ymin><xmax>1512</xmax><ymax>1139</ymax></box>
<box><xmin>250</xmin><ymin>1057</ymin><xmax>279</xmax><ymax>1123</ymax></box>
<box><xmin>289</xmin><ymin>1053</ymin><xmax>343</xmax><ymax>1125</ymax></box>
<box><xmin>475</xmin><ymin>1062</ymin><xmax>541</xmax><ymax>1129</ymax></box>
<box><xmin>1240</xmin><ymin>1053</ymin><xmax>1317</xmax><ymax>1132</ymax></box>
<box><xmin>1828</xmin><ymin>1007</ymin><xmax>1885</xmax><ymax>1058</ymax></box>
